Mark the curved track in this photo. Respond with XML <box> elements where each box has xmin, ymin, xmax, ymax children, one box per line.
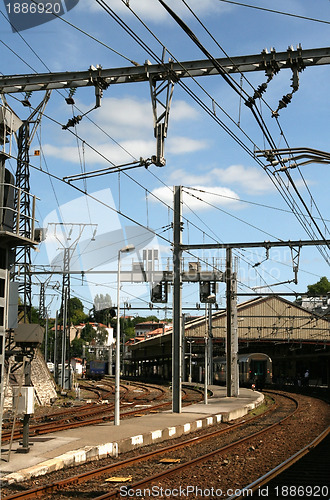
<box><xmin>1</xmin><ymin>392</ymin><xmax>284</xmax><ymax>499</ymax></box>
<box><xmin>1</xmin><ymin>382</ymin><xmax>201</xmax><ymax>443</ymax></box>
<box><xmin>226</xmin><ymin>426</ymin><xmax>330</xmax><ymax>499</ymax></box>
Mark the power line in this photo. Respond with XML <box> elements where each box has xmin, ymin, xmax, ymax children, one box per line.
<box><xmin>116</xmin><ymin>0</ymin><xmax>330</xmax><ymax>264</ymax></box>
<box><xmin>157</xmin><ymin>0</ymin><xmax>330</xmax><ymax>258</ymax></box>
<box><xmin>182</xmin><ymin>188</ymin><xmax>284</xmax><ymax>241</ymax></box>
<box><xmin>183</xmin><ymin>186</ymin><xmax>330</xmax><ymax>223</ymax></box>
<box><xmin>93</xmin><ymin>0</ymin><xmax>330</xmax><ymax>284</ymax></box>
<box><xmin>217</xmin><ymin>0</ymin><xmax>330</xmax><ymax>25</ymax></box>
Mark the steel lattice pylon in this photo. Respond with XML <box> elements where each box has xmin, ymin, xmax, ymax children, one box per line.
<box><xmin>15</xmin><ymin>121</ymin><xmax>32</xmax><ymax>323</ymax></box>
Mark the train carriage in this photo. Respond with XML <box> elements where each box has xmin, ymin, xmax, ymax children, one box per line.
<box><xmin>213</xmin><ymin>352</ymin><xmax>272</xmax><ymax>388</ymax></box>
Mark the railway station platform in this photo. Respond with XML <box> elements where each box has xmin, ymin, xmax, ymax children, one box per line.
<box><xmin>0</xmin><ymin>386</ymin><xmax>263</xmax><ymax>484</ymax></box>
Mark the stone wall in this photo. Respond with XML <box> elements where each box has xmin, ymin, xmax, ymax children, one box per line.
<box><xmin>3</xmin><ymin>349</ymin><xmax>57</xmax><ymax>410</ymax></box>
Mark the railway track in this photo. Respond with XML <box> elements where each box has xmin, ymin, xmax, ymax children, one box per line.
<box><xmin>3</xmin><ymin>391</ymin><xmax>326</xmax><ymax>500</ymax></box>
<box><xmin>1</xmin><ymin>392</ymin><xmax>280</xmax><ymax>499</ymax></box>
<box><xmin>1</xmin><ymin>382</ymin><xmax>199</xmax><ymax>443</ymax></box>
<box><xmin>226</xmin><ymin>426</ymin><xmax>330</xmax><ymax>499</ymax></box>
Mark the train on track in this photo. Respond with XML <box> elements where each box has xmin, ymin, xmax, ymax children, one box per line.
<box><xmin>86</xmin><ymin>360</ymin><xmax>109</xmax><ymax>379</ymax></box>
<box><xmin>213</xmin><ymin>352</ymin><xmax>272</xmax><ymax>389</ymax></box>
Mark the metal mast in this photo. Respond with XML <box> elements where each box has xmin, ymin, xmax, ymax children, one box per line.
<box><xmin>14</xmin><ymin>92</ymin><xmax>51</xmax><ymax>323</ymax></box>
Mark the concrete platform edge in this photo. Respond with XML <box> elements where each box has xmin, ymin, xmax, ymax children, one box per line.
<box><xmin>1</xmin><ymin>393</ymin><xmax>264</xmax><ymax>485</ymax></box>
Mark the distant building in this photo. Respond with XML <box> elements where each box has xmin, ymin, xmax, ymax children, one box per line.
<box><xmin>134</xmin><ymin>321</ymin><xmax>171</xmax><ymax>342</ymax></box>
<box><xmin>300</xmin><ymin>296</ymin><xmax>330</xmax><ymax>318</ymax></box>
<box><xmin>53</xmin><ymin>322</ymin><xmax>114</xmax><ymax>345</ymax></box>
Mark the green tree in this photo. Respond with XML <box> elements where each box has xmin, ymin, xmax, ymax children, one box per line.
<box><xmin>307</xmin><ymin>276</ymin><xmax>330</xmax><ymax>296</ymax></box>
<box><xmin>80</xmin><ymin>322</ymin><xmax>95</xmax><ymax>343</ymax></box>
<box><xmin>71</xmin><ymin>337</ymin><xmax>85</xmax><ymax>358</ymax></box>
<box><xmin>68</xmin><ymin>297</ymin><xmax>88</xmax><ymax>325</ymax></box>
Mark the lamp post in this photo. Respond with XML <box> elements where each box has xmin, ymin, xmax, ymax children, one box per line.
<box><xmin>114</xmin><ymin>244</ymin><xmax>135</xmax><ymax>426</ymax></box>
<box><xmin>187</xmin><ymin>340</ymin><xmax>194</xmax><ymax>383</ymax></box>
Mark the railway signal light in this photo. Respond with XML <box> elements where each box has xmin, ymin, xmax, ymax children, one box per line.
<box><xmin>151</xmin><ymin>282</ymin><xmax>168</xmax><ymax>303</ymax></box>
<box><xmin>199</xmin><ymin>281</ymin><xmax>216</xmax><ymax>303</ymax></box>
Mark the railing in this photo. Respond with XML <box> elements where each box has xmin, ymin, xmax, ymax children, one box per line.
<box><xmin>0</xmin><ymin>182</ymin><xmax>39</xmax><ymax>240</ymax></box>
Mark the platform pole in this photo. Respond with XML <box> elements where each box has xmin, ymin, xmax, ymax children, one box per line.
<box><xmin>172</xmin><ymin>186</ymin><xmax>182</xmax><ymax>413</ymax></box>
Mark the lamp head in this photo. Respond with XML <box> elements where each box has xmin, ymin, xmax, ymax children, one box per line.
<box><xmin>120</xmin><ymin>244</ymin><xmax>135</xmax><ymax>253</ymax></box>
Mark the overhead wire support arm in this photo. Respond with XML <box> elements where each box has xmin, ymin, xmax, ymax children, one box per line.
<box><xmin>149</xmin><ymin>66</ymin><xmax>175</xmax><ymax>167</ymax></box>
<box><xmin>256</xmin><ymin>147</ymin><xmax>330</xmax><ymax>170</ymax></box>
<box><xmin>1</xmin><ymin>48</ymin><xmax>329</xmax><ymax>94</ymax></box>
<box><xmin>63</xmin><ymin>158</ymin><xmax>153</xmax><ymax>183</ymax></box>
<box><xmin>181</xmin><ymin>239</ymin><xmax>330</xmax><ymax>251</ymax></box>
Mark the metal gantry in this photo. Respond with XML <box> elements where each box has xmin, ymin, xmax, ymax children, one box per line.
<box><xmin>1</xmin><ymin>46</ymin><xmax>330</xmax><ymax>415</ymax></box>
<box><xmin>14</xmin><ymin>92</ymin><xmax>51</xmax><ymax>323</ymax></box>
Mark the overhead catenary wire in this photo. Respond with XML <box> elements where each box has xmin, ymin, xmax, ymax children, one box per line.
<box><xmin>110</xmin><ymin>0</ymin><xmax>330</xmax><ymax>265</ymax></box>
<box><xmin>2</xmin><ymin>0</ymin><xmax>314</xmax><ymax>260</ymax></box>
<box><xmin>184</xmin><ymin>186</ymin><xmax>330</xmax><ymax>223</ymax></box>
<box><xmin>155</xmin><ymin>0</ymin><xmax>330</xmax><ymax>264</ymax></box>
<box><xmin>3</xmin><ymin>0</ymin><xmax>328</xmax><ymax>300</ymax></box>
<box><xmin>181</xmin><ymin>188</ymin><xmax>284</xmax><ymax>241</ymax></box>
<box><xmin>87</xmin><ymin>0</ymin><xmax>329</xmax><ymax>289</ymax></box>
<box><xmin>216</xmin><ymin>0</ymin><xmax>330</xmax><ymax>26</ymax></box>
<box><xmin>6</xmin><ymin>91</ymin><xmax>229</xmax><ymax>263</ymax></box>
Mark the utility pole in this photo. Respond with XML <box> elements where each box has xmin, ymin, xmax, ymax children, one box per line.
<box><xmin>14</xmin><ymin>92</ymin><xmax>50</xmax><ymax>323</ymax></box>
<box><xmin>50</xmin><ymin>223</ymin><xmax>97</xmax><ymax>389</ymax></box>
<box><xmin>0</xmin><ymin>104</ymin><xmax>40</xmax><ymax>457</ymax></box>
<box><xmin>204</xmin><ymin>304</ymin><xmax>208</xmax><ymax>404</ymax></box>
<box><xmin>225</xmin><ymin>248</ymin><xmax>238</xmax><ymax>397</ymax></box>
<box><xmin>208</xmin><ymin>302</ymin><xmax>213</xmax><ymax>385</ymax></box>
<box><xmin>172</xmin><ymin>186</ymin><xmax>182</xmax><ymax>413</ymax></box>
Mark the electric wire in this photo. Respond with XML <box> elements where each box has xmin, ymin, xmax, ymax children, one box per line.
<box><xmin>216</xmin><ymin>0</ymin><xmax>330</xmax><ymax>26</ymax></box>
<box><xmin>0</xmin><ymin>0</ymin><xmax>306</xmax><ymax>264</ymax></box>
<box><xmin>157</xmin><ymin>0</ymin><xmax>330</xmax><ymax>253</ymax></box>
<box><xmin>112</xmin><ymin>0</ymin><xmax>330</xmax><ymax>264</ymax></box>
<box><xmin>181</xmin><ymin>187</ymin><xmax>284</xmax><ymax>241</ymax></box>
<box><xmin>92</xmin><ymin>2</ymin><xmax>325</xmax><ymax>291</ymax></box>
<box><xmin>3</xmin><ymin>2</ymin><xmax>328</xmax><ymax>300</ymax></box>
<box><xmin>184</xmin><ymin>186</ymin><xmax>330</xmax><ymax>223</ymax></box>
<box><xmin>3</xmin><ymin>0</ymin><xmax>328</xmax><ymax>258</ymax></box>
<box><xmin>24</xmin><ymin>0</ymin><xmax>140</xmax><ymax>66</ymax></box>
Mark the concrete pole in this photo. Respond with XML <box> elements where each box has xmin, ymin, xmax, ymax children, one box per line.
<box><xmin>114</xmin><ymin>250</ymin><xmax>121</xmax><ymax>425</ymax></box>
<box><xmin>204</xmin><ymin>304</ymin><xmax>208</xmax><ymax>404</ymax></box>
<box><xmin>44</xmin><ymin>313</ymin><xmax>48</xmax><ymax>362</ymax></box>
<box><xmin>226</xmin><ymin>248</ymin><xmax>232</xmax><ymax>397</ymax></box>
<box><xmin>208</xmin><ymin>302</ymin><xmax>213</xmax><ymax>385</ymax></box>
<box><xmin>172</xmin><ymin>186</ymin><xmax>182</xmax><ymax>413</ymax></box>
<box><xmin>181</xmin><ymin>314</ymin><xmax>186</xmax><ymax>383</ymax></box>
<box><xmin>54</xmin><ymin>311</ymin><xmax>58</xmax><ymax>383</ymax></box>
<box><xmin>21</xmin><ymin>356</ymin><xmax>31</xmax><ymax>452</ymax></box>
<box><xmin>188</xmin><ymin>341</ymin><xmax>193</xmax><ymax>383</ymax></box>
<box><xmin>61</xmin><ymin>289</ymin><xmax>68</xmax><ymax>389</ymax></box>
<box><xmin>226</xmin><ymin>248</ymin><xmax>239</xmax><ymax>397</ymax></box>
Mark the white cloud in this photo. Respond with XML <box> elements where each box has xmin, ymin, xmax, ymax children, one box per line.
<box><xmin>171</xmin><ymin>101</ymin><xmax>199</xmax><ymax>121</ymax></box>
<box><xmin>167</xmin><ymin>165</ymin><xmax>273</xmax><ymax>195</ymax></box>
<box><xmin>151</xmin><ymin>185</ymin><xmax>240</xmax><ymax>212</ymax></box>
<box><xmin>210</xmin><ymin>165</ymin><xmax>274</xmax><ymax>195</ymax></box>
<box><xmin>76</xmin><ymin>97</ymin><xmax>153</xmax><ymax>140</ymax></box>
<box><xmin>43</xmin><ymin>96</ymin><xmax>204</xmax><ymax>164</ymax></box>
<box><xmin>82</xmin><ymin>0</ymin><xmax>231</xmax><ymax>22</ymax></box>
<box><xmin>167</xmin><ymin>137</ymin><xmax>208</xmax><ymax>154</ymax></box>
<box><xmin>43</xmin><ymin>139</ymin><xmax>155</xmax><ymax>166</ymax></box>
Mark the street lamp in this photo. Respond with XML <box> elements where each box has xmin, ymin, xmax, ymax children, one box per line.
<box><xmin>187</xmin><ymin>340</ymin><xmax>195</xmax><ymax>383</ymax></box>
<box><xmin>114</xmin><ymin>244</ymin><xmax>135</xmax><ymax>426</ymax></box>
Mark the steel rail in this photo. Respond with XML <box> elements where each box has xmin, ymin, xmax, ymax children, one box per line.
<box><xmin>2</xmin><ymin>383</ymin><xmax>169</xmax><ymax>442</ymax></box>
<box><xmin>92</xmin><ymin>392</ymin><xmax>298</xmax><ymax>499</ymax></box>
<box><xmin>226</xmin><ymin>425</ymin><xmax>330</xmax><ymax>499</ymax></box>
<box><xmin>2</xmin><ymin>393</ymin><xmax>278</xmax><ymax>499</ymax></box>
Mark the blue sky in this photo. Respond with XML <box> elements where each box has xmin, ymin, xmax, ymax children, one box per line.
<box><xmin>1</xmin><ymin>0</ymin><xmax>329</xmax><ymax>317</ymax></box>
